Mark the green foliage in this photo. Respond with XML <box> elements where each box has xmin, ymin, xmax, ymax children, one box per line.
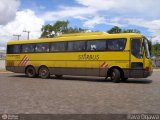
<box><xmin>41</xmin><ymin>24</ymin><xmax>54</xmax><ymax>38</ymax></box>
<box><xmin>123</xmin><ymin>29</ymin><xmax>140</xmax><ymax>33</ymax></box>
<box><xmin>41</xmin><ymin>21</ymin><xmax>85</xmax><ymax>38</ymax></box>
<box><xmin>152</xmin><ymin>43</ymin><xmax>160</xmax><ymax>56</ymax></box>
<box><xmin>107</xmin><ymin>26</ymin><xmax>140</xmax><ymax>34</ymax></box>
<box><xmin>107</xmin><ymin>26</ymin><xmax>122</xmax><ymax>34</ymax></box>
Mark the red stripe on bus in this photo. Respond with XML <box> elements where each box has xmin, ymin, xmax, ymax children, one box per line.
<box><xmin>19</xmin><ymin>55</ymin><xmax>30</xmax><ymax>66</ymax></box>
<box><xmin>100</xmin><ymin>62</ymin><xmax>108</xmax><ymax>68</ymax></box>
<box><xmin>101</xmin><ymin>62</ymin><xmax>106</xmax><ymax>67</ymax></box>
<box><xmin>20</xmin><ymin>56</ymin><xmax>28</xmax><ymax>66</ymax></box>
<box><xmin>22</xmin><ymin>58</ymin><xmax>29</xmax><ymax>66</ymax></box>
<box><xmin>19</xmin><ymin>55</ymin><xmax>27</xmax><ymax>66</ymax></box>
<box><xmin>21</xmin><ymin>56</ymin><xmax>29</xmax><ymax>66</ymax></box>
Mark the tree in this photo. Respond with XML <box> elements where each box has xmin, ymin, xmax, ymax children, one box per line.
<box><xmin>123</xmin><ymin>29</ymin><xmax>140</xmax><ymax>33</ymax></box>
<box><xmin>152</xmin><ymin>43</ymin><xmax>160</xmax><ymax>56</ymax></box>
<box><xmin>107</xmin><ymin>26</ymin><xmax>140</xmax><ymax>34</ymax></box>
<box><xmin>41</xmin><ymin>24</ymin><xmax>54</xmax><ymax>38</ymax></box>
<box><xmin>41</xmin><ymin>21</ymin><xmax>85</xmax><ymax>38</ymax></box>
<box><xmin>107</xmin><ymin>26</ymin><xmax>122</xmax><ymax>34</ymax></box>
<box><xmin>53</xmin><ymin>20</ymin><xmax>69</xmax><ymax>35</ymax></box>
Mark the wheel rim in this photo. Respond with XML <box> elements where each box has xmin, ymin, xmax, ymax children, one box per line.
<box><xmin>28</xmin><ymin>68</ymin><xmax>34</xmax><ymax>76</ymax></box>
<box><xmin>26</xmin><ymin>67</ymin><xmax>36</xmax><ymax>77</ymax></box>
<box><xmin>39</xmin><ymin>67</ymin><xmax>49</xmax><ymax>78</ymax></box>
<box><xmin>41</xmin><ymin>69</ymin><xmax>47</xmax><ymax>76</ymax></box>
<box><xmin>111</xmin><ymin>72</ymin><xmax>116</xmax><ymax>80</ymax></box>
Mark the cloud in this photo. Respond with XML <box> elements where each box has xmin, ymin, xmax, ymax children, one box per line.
<box><xmin>125</xmin><ymin>18</ymin><xmax>160</xmax><ymax>43</ymax></box>
<box><xmin>1</xmin><ymin>0</ymin><xmax>160</xmax><ymax>50</ymax></box>
<box><xmin>42</xmin><ymin>0</ymin><xmax>160</xmax><ymax>21</ymax></box>
<box><xmin>41</xmin><ymin>0</ymin><xmax>160</xmax><ymax>32</ymax></box>
<box><xmin>82</xmin><ymin>16</ymin><xmax>160</xmax><ymax>42</ymax></box>
<box><xmin>40</xmin><ymin>0</ymin><xmax>160</xmax><ymax>43</ymax></box>
<box><xmin>83</xmin><ymin>16</ymin><xmax>106</xmax><ymax>28</ymax></box>
<box><xmin>83</xmin><ymin>16</ymin><xmax>123</xmax><ymax>28</ymax></box>
<box><xmin>0</xmin><ymin>9</ymin><xmax>44</xmax><ymax>50</ymax></box>
<box><xmin>0</xmin><ymin>0</ymin><xmax>20</xmax><ymax>25</ymax></box>
<box><xmin>42</xmin><ymin>6</ymin><xmax>97</xmax><ymax>22</ymax></box>
<box><xmin>76</xmin><ymin>0</ymin><xmax>160</xmax><ymax>18</ymax></box>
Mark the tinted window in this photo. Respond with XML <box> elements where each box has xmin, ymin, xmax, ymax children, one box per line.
<box><xmin>107</xmin><ymin>39</ymin><xmax>126</xmax><ymax>51</ymax></box>
<box><xmin>35</xmin><ymin>43</ymin><xmax>49</xmax><ymax>52</ymax></box>
<box><xmin>7</xmin><ymin>45</ymin><xmax>21</xmax><ymax>54</ymax></box>
<box><xmin>87</xmin><ymin>40</ymin><xmax>106</xmax><ymax>51</ymax></box>
<box><xmin>131</xmin><ymin>39</ymin><xmax>142</xmax><ymax>58</ymax></box>
<box><xmin>51</xmin><ymin>42</ymin><xmax>67</xmax><ymax>51</ymax></box>
<box><xmin>68</xmin><ymin>41</ymin><xmax>85</xmax><ymax>51</ymax></box>
<box><xmin>22</xmin><ymin>44</ymin><xmax>35</xmax><ymax>53</ymax></box>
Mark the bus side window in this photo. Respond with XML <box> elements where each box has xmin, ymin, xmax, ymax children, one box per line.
<box><xmin>51</xmin><ymin>42</ymin><xmax>67</xmax><ymax>52</ymax></box>
<box><xmin>107</xmin><ymin>40</ymin><xmax>115</xmax><ymax>50</ymax></box>
<box><xmin>91</xmin><ymin>45</ymin><xmax>97</xmax><ymax>51</ymax></box>
<box><xmin>87</xmin><ymin>40</ymin><xmax>106</xmax><ymax>51</ymax></box>
<box><xmin>35</xmin><ymin>43</ymin><xmax>49</xmax><ymax>52</ymax></box>
<box><xmin>7</xmin><ymin>45</ymin><xmax>21</xmax><ymax>54</ymax></box>
<box><xmin>107</xmin><ymin>39</ymin><xmax>126</xmax><ymax>51</ymax></box>
<box><xmin>68</xmin><ymin>41</ymin><xmax>85</xmax><ymax>51</ymax></box>
<box><xmin>118</xmin><ymin>40</ymin><xmax>125</xmax><ymax>50</ymax></box>
<box><xmin>22</xmin><ymin>44</ymin><xmax>35</xmax><ymax>53</ymax></box>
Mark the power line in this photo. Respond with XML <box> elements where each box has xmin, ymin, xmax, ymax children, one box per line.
<box><xmin>23</xmin><ymin>30</ymin><xmax>30</xmax><ymax>40</ymax></box>
<box><xmin>13</xmin><ymin>34</ymin><xmax>21</xmax><ymax>40</ymax></box>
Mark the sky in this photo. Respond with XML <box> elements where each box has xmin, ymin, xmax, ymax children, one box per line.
<box><xmin>0</xmin><ymin>0</ymin><xmax>160</xmax><ymax>50</ymax></box>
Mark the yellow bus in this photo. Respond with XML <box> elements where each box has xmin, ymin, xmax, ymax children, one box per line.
<box><xmin>6</xmin><ymin>32</ymin><xmax>152</xmax><ymax>82</ymax></box>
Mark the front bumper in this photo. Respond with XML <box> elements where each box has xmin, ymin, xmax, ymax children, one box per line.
<box><xmin>123</xmin><ymin>69</ymin><xmax>152</xmax><ymax>78</ymax></box>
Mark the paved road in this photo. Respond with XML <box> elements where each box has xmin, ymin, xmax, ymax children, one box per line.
<box><xmin>0</xmin><ymin>71</ymin><xmax>159</xmax><ymax>114</ymax></box>
<box><xmin>0</xmin><ymin>60</ymin><xmax>5</xmax><ymax>70</ymax></box>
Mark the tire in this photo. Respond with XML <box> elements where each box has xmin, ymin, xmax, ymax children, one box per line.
<box><xmin>121</xmin><ymin>77</ymin><xmax>128</xmax><ymax>82</ymax></box>
<box><xmin>55</xmin><ymin>75</ymin><xmax>63</xmax><ymax>78</ymax></box>
<box><xmin>111</xmin><ymin>69</ymin><xmax>121</xmax><ymax>83</ymax></box>
<box><xmin>25</xmin><ymin>66</ymin><xmax>36</xmax><ymax>78</ymax></box>
<box><xmin>39</xmin><ymin>66</ymin><xmax>50</xmax><ymax>79</ymax></box>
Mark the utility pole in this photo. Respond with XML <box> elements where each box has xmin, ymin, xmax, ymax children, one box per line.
<box><xmin>23</xmin><ymin>30</ymin><xmax>30</xmax><ymax>40</ymax></box>
<box><xmin>13</xmin><ymin>34</ymin><xmax>21</xmax><ymax>40</ymax></box>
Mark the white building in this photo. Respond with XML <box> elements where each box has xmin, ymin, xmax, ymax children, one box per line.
<box><xmin>0</xmin><ymin>51</ymin><xmax>5</xmax><ymax>60</ymax></box>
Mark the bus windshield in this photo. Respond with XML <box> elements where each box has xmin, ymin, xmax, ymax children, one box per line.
<box><xmin>144</xmin><ymin>38</ymin><xmax>150</xmax><ymax>59</ymax></box>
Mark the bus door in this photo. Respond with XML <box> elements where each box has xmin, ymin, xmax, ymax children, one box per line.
<box><xmin>130</xmin><ymin>38</ymin><xmax>144</xmax><ymax>78</ymax></box>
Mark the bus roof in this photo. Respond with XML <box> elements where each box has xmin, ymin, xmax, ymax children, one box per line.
<box><xmin>7</xmin><ymin>32</ymin><xmax>143</xmax><ymax>45</ymax></box>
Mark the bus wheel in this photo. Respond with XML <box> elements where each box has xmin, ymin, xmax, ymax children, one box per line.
<box><xmin>39</xmin><ymin>66</ymin><xmax>50</xmax><ymax>79</ymax></box>
<box><xmin>55</xmin><ymin>75</ymin><xmax>63</xmax><ymax>78</ymax></box>
<box><xmin>25</xmin><ymin>66</ymin><xmax>36</xmax><ymax>78</ymax></box>
<box><xmin>111</xmin><ymin>69</ymin><xmax>121</xmax><ymax>83</ymax></box>
<box><xmin>121</xmin><ymin>77</ymin><xmax>128</xmax><ymax>82</ymax></box>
